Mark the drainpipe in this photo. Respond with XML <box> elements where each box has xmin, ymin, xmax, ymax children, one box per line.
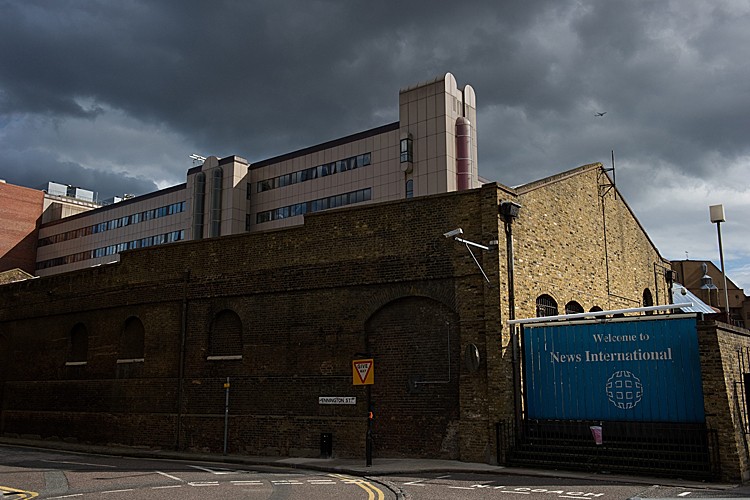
<box><xmin>176</xmin><ymin>269</ymin><xmax>190</xmax><ymax>450</ymax></box>
<box><xmin>500</xmin><ymin>202</ymin><xmax>522</xmax><ymax>447</ymax></box>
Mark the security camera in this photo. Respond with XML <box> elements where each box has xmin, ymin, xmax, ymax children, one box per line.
<box><xmin>681</xmin><ymin>287</ymin><xmax>687</xmax><ymax>296</ymax></box>
<box><xmin>443</xmin><ymin>228</ymin><xmax>463</xmax><ymax>238</ymax></box>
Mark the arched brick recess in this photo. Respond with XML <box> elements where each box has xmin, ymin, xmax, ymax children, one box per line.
<box><xmin>564</xmin><ymin>300</ymin><xmax>584</xmax><ymax>314</ymax></box>
<box><xmin>68</xmin><ymin>323</ymin><xmax>88</xmax><ymax>362</ymax></box>
<box><xmin>119</xmin><ymin>316</ymin><xmax>145</xmax><ymax>360</ymax></box>
<box><xmin>361</xmin><ymin>281</ymin><xmax>457</xmax><ymax>322</ymax></box>
<box><xmin>365</xmin><ymin>296</ymin><xmax>460</xmax><ymax>458</ymax></box>
<box><xmin>209</xmin><ymin>309</ymin><xmax>243</xmax><ymax>357</ymax></box>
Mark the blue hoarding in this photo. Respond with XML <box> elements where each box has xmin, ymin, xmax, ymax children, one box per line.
<box><xmin>523</xmin><ymin>316</ymin><xmax>705</xmax><ymax>422</ymax></box>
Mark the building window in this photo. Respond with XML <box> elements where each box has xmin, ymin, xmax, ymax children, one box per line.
<box><xmin>256</xmin><ymin>187</ymin><xmax>372</xmax><ymax>224</ymax></box>
<box><xmin>405</xmin><ymin>179</ymin><xmax>414</xmax><ymax>199</ymax></box>
<box><xmin>536</xmin><ymin>294</ymin><xmax>558</xmax><ymax>317</ymax></box>
<box><xmin>208</xmin><ymin>310</ymin><xmax>243</xmax><ymax>360</ymax></box>
<box><xmin>400</xmin><ymin>137</ymin><xmax>413</xmax><ymax>163</ymax></box>
<box><xmin>590</xmin><ymin>306</ymin><xmax>603</xmax><ymax>312</ymax></box>
<box><xmin>256</xmin><ymin>152</ymin><xmax>372</xmax><ymax>193</ymax></box>
<box><xmin>565</xmin><ymin>301</ymin><xmax>584</xmax><ymax>314</ymax></box>
<box><xmin>210</xmin><ymin>168</ymin><xmax>223</xmax><ymax>238</ymax></box>
<box><xmin>118</xmin><ymin>317</ymin><xmax>145</xmax><ymax>361</ymax></box>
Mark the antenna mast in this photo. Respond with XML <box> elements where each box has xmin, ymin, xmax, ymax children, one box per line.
<box><xmin>599</xmin><ymin>149</ymin><xmax>617</xmax><ymax>200</ymax></box>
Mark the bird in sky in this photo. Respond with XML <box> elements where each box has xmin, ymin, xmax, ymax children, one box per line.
<box><xmin>595</xmin><ymin>111</ymin><xmax>607</xmax><ymax>117</ymax></box>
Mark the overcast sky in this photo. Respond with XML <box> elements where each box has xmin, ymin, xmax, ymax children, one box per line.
<box><xmin>1</xmin><ymin>1</ymin><xmax>749</xmax><ymax>291</ymax></box>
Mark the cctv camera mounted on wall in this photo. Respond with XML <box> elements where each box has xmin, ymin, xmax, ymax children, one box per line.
<box><xmin>443</xmin><ymin>228</ymin><xmax>463</xmax><ymax>238</ymax></box>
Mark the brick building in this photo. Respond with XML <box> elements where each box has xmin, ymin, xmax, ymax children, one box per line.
<box><xmin>0</xmin><ymin>162</ymin><xmax>680</xmax><ymax>466</ymax></box>
<box><xmin>672</xmin><ymin>259</ymin><xmax>750</xmax><ymax>328</ymax></box>
<box><xmin>0</xmin><ymin>181</ymin><xmax>44</xmax><ymax>275</ymax></box>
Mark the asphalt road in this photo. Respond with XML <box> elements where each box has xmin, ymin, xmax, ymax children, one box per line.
<box><xmin>388</xmin><ymin>471</ymin><xmax>730</xmax><ymax>500</ymax></box>
<box><xmin>2</xmin><ymin>444</ymin><xmax>748</xmax><ymax>500</ymax></box>
<box><xmin>0</xmin><ymin>445</ymin><xmax>395</xmax><ymax>499</ymax></box>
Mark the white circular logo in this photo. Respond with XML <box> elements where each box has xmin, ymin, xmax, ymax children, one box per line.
<box><xmin>606</xmin><ymin>370</ymin><xmax>643</xmax><ymax>409</ymax></box>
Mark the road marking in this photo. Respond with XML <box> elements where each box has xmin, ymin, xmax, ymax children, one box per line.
<box><xmin>406</xmin><ymin>475</ymin><xmax>450</xmax><ymax>486</ymax></box>
<box><xmin>187</xmin><ymin>465</ymin><xmax>237</xmax><ymax>474</ymax></box>
<box><xmin>678</xmin><ymin>493</ymin><xmax>692</xmax><ymax>497</ymax></box>
<box><xmin>42</xmin><ymin>460</ymin><xmax>117</xmax><ymax>468</ymax></box>
<box><xmin>308</xmin><ymin>479</ymin><xmax>337</xmax><ymax>484</ymax></box>
<box><xmin>272</xmin><ymin>480</ymin><xmax>303</xmax><ymax>485</ymax></box>
<box><xmin>102</xmin><ymin>489</ymin><xmax>134</xmax><ymax>494</ymax></box>
<box><xmin>330</xmin><ymin>474</ymin><xmax>384</xmax><ymax>500</ymax></box>
<box><xmin>500</xmin><ymin>491</ymin><xmax>530</xmax><ymax>495</ymax></box>
<box><xmin>156</xmin><ymin>471</ymin><xmax>184</xmax><ymax>482</ymax></box>
<box><xmin>231</xmin><ymin>480</ymin><xmax>262</xmax><ymax>485</ymax></box>
<box><xmin>152</xmin><ymin>485</ymin><xmax>183</xmax><ymax>489</ymax></box>
<box><xmin>48</xmin><ymin>495</ymin><xmax>83</xmax><ymax>499</ymax></box>
<box><xmin>449</xmin><ymin>486</ymin><xmax>475</xmax><ymax>490</ymax></box>
<box><xmin>188</xmin><ymin>481</ymin><xmax>220</xmax><ymax>486</ymax></box>
<box><xmin>0</xmin><ymin>486</ymin><xmax>39</xmax><ymax>499</ymax></box>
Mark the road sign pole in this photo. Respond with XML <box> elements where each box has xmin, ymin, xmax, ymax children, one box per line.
<box><xmin>366</xmin><ymin>385</ymin><xmax>372</xmax><ymax>467</ymax></box>
<box><xmin>223</xmin><ymin>377</ymin><xmax>230</xmax><ymax>455</ymax></box>
<box><xmin>352</xmin><ymin>358</ymin><xmax>375</xmax><ymax>466</ymax></box>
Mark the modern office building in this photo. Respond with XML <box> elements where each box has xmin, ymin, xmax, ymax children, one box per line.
<box><xmin>28</xmin><ymin>72</ymin><xmax>481</xmax><ymax>276</ymax></box>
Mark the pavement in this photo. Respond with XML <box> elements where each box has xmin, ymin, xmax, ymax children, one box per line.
<box><xmin>0</xmin><ymin>435</ymin><xmax>745</xmax><ymax>494</ymax></box>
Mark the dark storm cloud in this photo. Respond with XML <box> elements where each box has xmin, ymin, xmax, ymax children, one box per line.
<box><xmin>2</xmin><ymin>1</ymin><xmax>747</xmax><ymax>169</ymax></box>
<box><xmin>0</xmin><ymin>148</ymin><xmax>157</xmax><ymax>201</ymax></box>
<box><xmin>1</xmin><ymin>0</ymin><xmax>749</xmax><ymax>285</ymax></box>
<box><xmin>0</xmin><ymin>0</ymin><xmax>563</xmax><ymax>161</ymax></box>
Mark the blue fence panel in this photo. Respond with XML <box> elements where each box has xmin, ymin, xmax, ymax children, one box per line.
<box><xmin>523</xmin><ymin>316</ymin><xmax>705</xmax><ymax>423</ymax></box>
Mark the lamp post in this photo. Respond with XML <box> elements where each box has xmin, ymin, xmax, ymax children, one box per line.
<box><xmin>709</xmin><ymin>204</ymin><xmax>730</xmax><ymax>317</ymax></box>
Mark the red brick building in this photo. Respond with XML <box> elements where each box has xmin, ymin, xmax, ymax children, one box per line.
<box><xmin>0</xmin><ymin>181</ymin><xmax>44</xmax><ymax>274</ymax></box>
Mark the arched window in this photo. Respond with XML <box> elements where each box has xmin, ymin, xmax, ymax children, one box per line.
<box><xmin>536</xmin><ymin>294</ymin><xmax>558</xmax><ymax>317</ymax></box>
<box><xmin>405</xmin><ymin>179</ymin><xmax>414</xmax><ymax>199</ymax></box>
<box><xmin>208</xmin><ymin>309</ymin><xmax>243</xmax><ymax>360</ymax></box>
<box><xmin>193</xmin><ymin>172</ymin><xmax>206</xmax><ymax>239</ymax></box>
<box><xmin>589</xmin><ymin>306</ymin><xmax>603</xmax><ymax>312</ymax></box>
<box><xmin>643</xmin><ymin>288</ymin><xmax>654</xmax><ymax>315</ymax></box>
<box><xmin>119</xmin><ymin>317</ymin><xmax>145</xmax><ymax>361</ymax></box>
<box><xmin>68</xmin><ymin>323</ymin><xmax>88</xmax><ymax>364</ymax></box>
<box><xmin>210</xmin><ymin>168</ymin><xmax>223</xmax><ymax>238</ymax></box>
<box><xmin>565</xmin><ymin>301</ymin><xmax>584</xmax><ymax>314</ymax></box>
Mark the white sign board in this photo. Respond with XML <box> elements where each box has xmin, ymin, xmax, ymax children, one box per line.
<box><xmin>318</xmin><ymin>396</ymin><xmax>356</xmax><ymax>405</ymax></box>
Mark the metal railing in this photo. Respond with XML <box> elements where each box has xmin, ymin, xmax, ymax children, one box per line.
<box><xmin>499</xmin><ymin>419</ymin><xmax>720</xmax><ymax>480</ymax></box>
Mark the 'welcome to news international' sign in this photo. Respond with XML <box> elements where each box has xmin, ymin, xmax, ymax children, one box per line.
<box><xmin>523</xmin><ymin>316</ymin><xmax>705</xmax><ymax>423</ymax></box>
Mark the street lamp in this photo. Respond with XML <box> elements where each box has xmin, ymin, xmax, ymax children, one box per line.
<box><xmin>709</xmin><ymin>204</ymin><xmax>730</xmax><ymax>316</ymax></box>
